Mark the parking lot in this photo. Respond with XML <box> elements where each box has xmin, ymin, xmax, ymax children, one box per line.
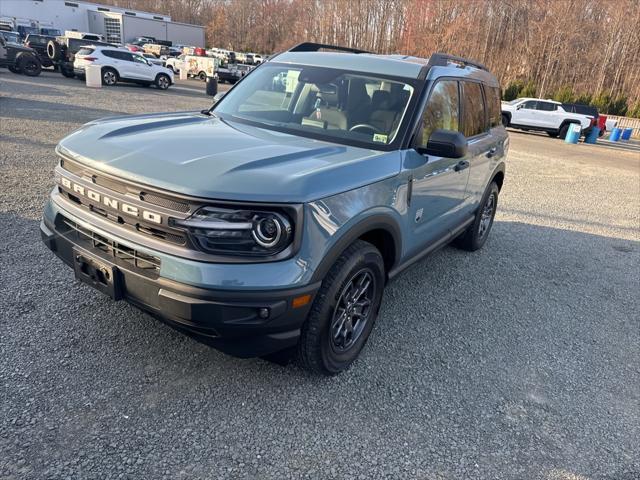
<box><xmin>1</xmin><ymin>71</ymin><xmax>638</xmax><ymax>480</ymax></box>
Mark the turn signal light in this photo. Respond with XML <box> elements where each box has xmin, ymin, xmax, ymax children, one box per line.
<box><xmin>292</xmin><ymin>294</ymin><xmax>312</xmax><ymax>309</ymax></box>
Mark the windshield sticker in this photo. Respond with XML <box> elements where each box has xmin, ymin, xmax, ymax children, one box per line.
<box><xmin>373</xmin><ymin>133</ymin><xmax>388</xmax><ymax>143</ymax></box>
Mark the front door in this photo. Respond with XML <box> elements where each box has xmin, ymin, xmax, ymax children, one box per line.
<box><xmin>131</xmin><ymin>53</ymin><xmax>153</xmax><ymax>80</ymax></box>
<box><xmin>514</xmin><ymin>100</ymin><xmax>539</xmax><ymax>126</ymax></box>
<box><xmin>405</xmin><ymin>79</ymin><xmax>470</xmax><ymax>256</ymax></box>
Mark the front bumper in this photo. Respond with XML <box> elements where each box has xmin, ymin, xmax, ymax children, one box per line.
<box><xmin>40</xmin><ymin>215</ymin><xmax>319</xmax><ymax>358</ymax></box>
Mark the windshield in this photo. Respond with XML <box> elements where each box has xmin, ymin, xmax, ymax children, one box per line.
<box><xmin>214</xmin><ymin>63</ymin><xmax>416</xmax><ymax>149</ymax></box>
<box><xmin>505</xmin><ymin>99</ymin><xmax>521</xmax><ymax>105</ymax></box>
<box><xmin>2</xmin><ymin>32</ymin><xmax>20</xmax><ymax>43</ymax></box>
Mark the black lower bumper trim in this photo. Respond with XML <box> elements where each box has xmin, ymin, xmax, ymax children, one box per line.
<box><xmin>41</xmin><ymin>217</ymin><xmax>319</xmax><ymax>357</ymax></box>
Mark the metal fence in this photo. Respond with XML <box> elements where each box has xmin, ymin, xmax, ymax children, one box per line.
<box><xmin>606</xmin><ymin>115</ymin><xmax>640</xmax><ymax>138</ymax></box>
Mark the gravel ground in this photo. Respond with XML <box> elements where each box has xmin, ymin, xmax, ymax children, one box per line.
<box><xmin>1</xmin><ymin>71</ymin><xmax>639</xmax><ymax>480</ymax></box>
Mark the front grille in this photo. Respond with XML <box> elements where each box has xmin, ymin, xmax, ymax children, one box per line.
<box><xmin>141</xmin><ymin>192</ymin><xmax>190</xmax><ymax>213</ymax></box>
<box><xmin>61</xmin><ymin>217</ymin><xmax>161</xmax><ymax>276</ymax></box>
<box><xmin>60</xmin><ymin>158</ymin><xmax>192</xmax><ymax>213</ymax></box>
<box><xmin>58</xmin><ymin>188</ymin><xmax>188</xmax><ymax>245</ymax></box>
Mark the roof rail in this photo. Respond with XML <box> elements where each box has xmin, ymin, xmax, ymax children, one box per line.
<box><xmin>427</xmin><ymin>52</ymin><xmax>488</xmax><ymax>72</ymax></box>
<box><xmin>287</xmin><ymin>42</ymin><xmax>371</xmax><ymax>55</ymax></box>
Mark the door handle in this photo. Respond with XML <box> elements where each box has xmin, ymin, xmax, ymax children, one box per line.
<box><xmin>454</xmin><ymin>160</ymin><xmax>470</xmax><ymax>172</ymax></box>
<box><xmin>486</xmin><ymin>148</ymin><xmax>497</xmax><ymax>158</ymax></box>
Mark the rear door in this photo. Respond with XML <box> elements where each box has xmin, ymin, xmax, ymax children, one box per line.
<box><xmin>405</xmin><ymin>79</ymin><xmax>470</xmax><ymax>253</ymax></box>
<box><xmin>114</xmin><ymin>51</ymin><xmax>136</xmax><ymax>79</ymax></box>
<box><xmin>460</xmin><ymin>81</ymin><xmax>495</xmax><ymax>201</ymax></box>
<box><xmin>536</xmin><ymin>101</ymin><xmax>560</xmax><ymax>128</ymax></box>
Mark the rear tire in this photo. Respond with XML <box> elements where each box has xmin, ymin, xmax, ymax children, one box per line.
<box><xmin>60</xmin><ymin>66</ymin><xmax>75</xmax><ymax>78</ymax></box>
<box><xmin>454</xmin><ymin>182</ymin><xmax>499</xmax><ymax>252</ymax></box>
<box><xmin>101</xmin><ymin>67</ymin><xmax>118</xmax><ymax>86</ymax></box>
<box><xmin>198</xmin><ymin>71</ymin><xmax>206</xmax><ymax>81</ymax></box>
<box><xmin>297</xmin><ymin>240</ymin><xmax>385</xmax><ymax>375</ymax></box>
<box><xmin>559</xmin><ymin>124</ymin><xmax>569</xmax><ymax>139</ymax></box>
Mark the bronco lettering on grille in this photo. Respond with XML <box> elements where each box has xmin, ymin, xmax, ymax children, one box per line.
<box><xmin>60</xmin><ymin>176</ymin><xmax>162</xmax><ymax>224</ymax></box>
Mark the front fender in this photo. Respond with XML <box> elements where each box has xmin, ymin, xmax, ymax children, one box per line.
<box><xmin>308</xmin><ymin>208</ymin><xmax>403</xmax><ymax>283</ymax></box>
<box><xmin>302</xmin><ymin>175</ymin><xmax>407</xmax><ymax>284</ymax></box>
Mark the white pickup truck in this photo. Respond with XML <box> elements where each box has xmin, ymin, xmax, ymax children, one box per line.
<box><xmin>501</xmin><ymin>98</ymin><xmax>596</xmax><ymax>139</ymax></box>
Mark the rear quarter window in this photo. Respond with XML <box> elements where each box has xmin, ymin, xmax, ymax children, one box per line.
<box><xmin>461</xmin><ymin>81</ymin><xmax>487</xmax><ymax>137</ymax></box>
<box><xmin>76</xmin><ymin>47</ymin><xmax>95</xmax><ymax>56</ymax></box>
<box><xmin>483</xmin><ymin>85</ymin><xmax>501</xmax><ymax>128</ymax></box>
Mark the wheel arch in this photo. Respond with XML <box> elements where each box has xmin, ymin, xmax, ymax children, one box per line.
<box><xmin>310</xmin><ymin>213</ymin><xmax>403</xmax><ymax>285</ymax></box>
<box><xmin>559</xmin><ymin>119</ymin><xmax>581</xmax><ymax>129</ymax></box>
<box><xmin>490</xmin><ymin>162</ymin><xmax>506</xmax><ymax>191</ymax></box>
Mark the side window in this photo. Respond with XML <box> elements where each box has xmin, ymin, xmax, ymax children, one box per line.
<box><xmin>461</xmin><ymin>81</ymin><xmax>487</xmax><ymax>137</ymax></box>
<box><xmin>521</xmin><ymin>100</ymin><xmax>537</xmax><ymax>109</ymax></box>
<box><xmin>102</xmin><ymin>50</ymin><xmax>116</xmax><ymax>59</ymax></box>
<box><xmin>483</xmin><ymin>85</ymin><xmax>501</xmax><ymax>128</ymax></box>
<box><xmin>537</xmin><ymin>102</ymin><xmax>557</xmax><ymax>111</ymax></box>
<box><xmin>419</xmin><ymin>80</ymin><xmax>459</xmax><ymax>144</ymax></box>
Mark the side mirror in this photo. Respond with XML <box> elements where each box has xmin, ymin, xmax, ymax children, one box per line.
<box><xmin>417</xmin><ymin>129</ymin><xmax>468</xmax><ymax>159</ymax></box>
<box><xmin>516</xmin><ymin>104</ymin><xmax>524</xmax><ymax>110</ymax></box>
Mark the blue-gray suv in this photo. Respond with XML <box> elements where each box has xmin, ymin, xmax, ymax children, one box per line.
<box><xmin>41</xmin><ymin>43</ymin><xmax>508</xmax><ymax>374</ymax></box>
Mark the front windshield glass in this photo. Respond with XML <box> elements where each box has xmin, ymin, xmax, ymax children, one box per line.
<box><xmin>506</xmin><ymin>99</ymin><xmax>521</xmax><ymax>105</ymax></box>
<box><xmin>214</xmin><ymin>63</ymin><xmax>416</xmax><ymax>149</ymax></box>
<box><xmin>2</xmin><ymin>32</ymin><xmax>20</xmax><ymax>43</ymax></box>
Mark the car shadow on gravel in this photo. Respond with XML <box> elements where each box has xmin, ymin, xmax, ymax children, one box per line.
<box><xmin>5</xmin><ymin>212</ymin><xmax>637</xmax><ymax>383</ymax></box>
<box><xmin>0</xmin><ymin>97</ymin><xmax>125</xmax><ymax>123</ymax></box>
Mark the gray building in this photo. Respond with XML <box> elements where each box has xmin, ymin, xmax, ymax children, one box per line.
<box><xmin>0</xmin><ymin>0</ymin><xmax>205</xmax><ymax>46</ymax></box>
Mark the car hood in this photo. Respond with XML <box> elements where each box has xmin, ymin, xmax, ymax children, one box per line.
<box><xmin>56</xmin><ymin>111</ymin><xmax>401</xmax><ymax>203</ymax></box>
<box><xmin>7</xmin><ymin>43</ymin><xmax>36</xmax><ymax>53</ymax></box>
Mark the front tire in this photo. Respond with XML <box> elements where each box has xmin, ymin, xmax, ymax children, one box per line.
<box><xmin>547</xmin><ymin>131</ymin><xmax>559</xmax><ymax>138</ymax></box>
<box><xmin>297</xmin><ymin>240</ymin><xmax>385</xmax><ymax>375</ymax></box>
<box><xmin>155</xmin><ymin>73</ymin><xmax>171</xmax><ymax>90</ymax></box>
<box><xmin>101</xmin><ymin>67</ymin><xmax>118</xmax><ymax>86</ymax></box>
<box><xmin>18</xmin><ymin>55</ymin><xmax>42</xmax><ymax>76</ymax></box>
<box><xmin>454</xmin><ymin>182</ymin><xmax>499</xmax><ymax>251</ymax></box>
<box><xmin>501</xmin><ymin>114</ymin><xmax>509</xmax><ymax>127</ymax></box>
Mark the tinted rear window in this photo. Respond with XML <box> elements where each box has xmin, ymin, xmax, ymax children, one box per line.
<box><xmin>563</xmin><ymin>103</ymin><xmax>598</xmax><ymax>116</ymax></box>
<box><xmin>461</xmin><ymin>81</ymin><xmax>486</xmax><ymax>137</ymax></box>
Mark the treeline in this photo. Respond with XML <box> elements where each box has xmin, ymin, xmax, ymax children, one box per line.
<box><xmin>103</xmin><ymin>0</ymin><xmax>640</xmax><ymax>117</ymax></box>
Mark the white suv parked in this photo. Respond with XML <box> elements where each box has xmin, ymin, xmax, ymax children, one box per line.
<box><xmin>74</xmin><ymin>46</ymin><xmax>174</xmax><ymax>89</ymax></box>
<box><xmin>501</xmin><ymin>97</ymin><xmax>595</xmax><ymax>139</ymax></box>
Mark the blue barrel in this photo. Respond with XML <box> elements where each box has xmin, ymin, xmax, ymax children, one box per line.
<box><xmin>585</xmin><ymin>126</ymin><xmax>600</xmax><ymax>144</ymax></box>
<box><xmin>621</xmin><ymin>128</ymin><xmax>633</xmax><ymax>140</ymax></box>
<box><xmin>564</xmin><ymin>123</ymin><xmax>581</xmax><ymax>144</ymax></box>
<box><xmin>609</xmin><ymin>127</ymin><xmax>622</xmax><ymax>142</ymax></box>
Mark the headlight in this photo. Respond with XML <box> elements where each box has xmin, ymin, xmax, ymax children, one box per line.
<box><xmin>172</xmin><ymin>206</ymin><xmax>293</xmax><ymax>257</ymax></box>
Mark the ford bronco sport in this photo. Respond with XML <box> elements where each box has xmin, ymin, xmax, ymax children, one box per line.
<box><xmin>41</xmin><ymin>43</ymin><xmax>508</xmax><ymax>374</ymax></box>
